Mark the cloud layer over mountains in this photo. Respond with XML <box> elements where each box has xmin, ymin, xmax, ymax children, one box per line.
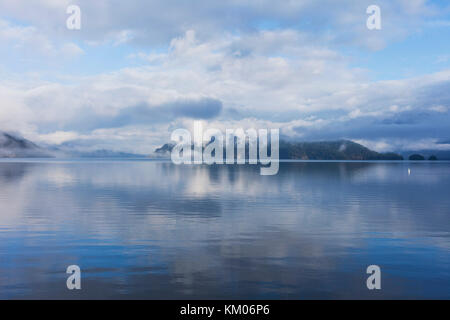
<box><xmin>0</xmin><ymin>0</ymin><xmax>449</xmax><ymax>153</ymax></box>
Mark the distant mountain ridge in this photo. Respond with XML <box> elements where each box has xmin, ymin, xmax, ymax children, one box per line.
<box><xmin>279</xmin><ymin>140</ymin><xmax>403</xmax><ymax>160</ymax></box>
<box><xmin>65</xmin><ymin>149</ymin><xmax>146</xmax><ymax>158</ymax></box>
<box><xmin>3</xmin><ymin>131</ymin><xmax>447</xmax><ymax>161</ymax></box>
<box><xmin>0</xmin><ymin>132</ymin><xmax>144</xmax><ymax>158</ymax></box>
<box><xmin>155</xmin><ymin>140</ymin><xmax>404</xmax><ymax>160</ymax></box>
<box><xmin>0</xmin><ymin>132</ymin><xmax>51</xmax><ymax>158</ymax></box>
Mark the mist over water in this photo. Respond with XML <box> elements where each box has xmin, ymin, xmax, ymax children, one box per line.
<box><xmin>0</xmin><ymin>160</ymin><xmax>449</xmax><ymax>299</ymax></box>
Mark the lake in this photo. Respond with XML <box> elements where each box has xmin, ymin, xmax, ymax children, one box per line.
<box><xmin>0</xmin><ymin>160</ymin><xmax>449</xmax><ymax>299</ymax></box>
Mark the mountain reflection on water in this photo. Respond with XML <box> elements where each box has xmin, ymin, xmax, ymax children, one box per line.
<box><xmin>0</xmin><ymin>160</ymin><xmax>449</xmax><ymax>299</ymax></box>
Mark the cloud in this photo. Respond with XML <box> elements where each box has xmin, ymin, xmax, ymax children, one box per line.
<box><xmin>35</xmin><ymin>131</ymin><xmax>80</xmax><ymax>144</ymax></box>
<box><xmin>0</xmin><ymin>18</ymin><xmax>83</xmax><ymax>60</ymax></box>
<box><xmin>64</xmin><ymin>98</ymin><xmax>223</xmax><ymax>131</ymax></box>
<box><xmin>0</xmin><ymin>28</ymin><xmax>448</xmax><ymax>152</ymax></box>
<box><xmin>0</xmin><ymin>0</ymin><xmax>444</xmax><ymax>49</ymax></box>
<box><xmin>60</xmin><ymin>43</ymin><xmax>84</xmax><ymax>57</ymax></box>
<box><xmin>0</xmin><ymin>1</ymin><xmax>449</xmax><ymax>153</ymax></box>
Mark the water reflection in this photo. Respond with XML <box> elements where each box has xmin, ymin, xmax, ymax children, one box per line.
<box><xmin>0</xmin><ymin>161</ymin><xmax>449</xmax><ymax>299</ymax></box>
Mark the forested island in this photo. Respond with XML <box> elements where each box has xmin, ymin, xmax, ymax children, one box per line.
<box><xmin>156</xmin><ymin>139</ymin><xmax>404</xmax><ymax>160</ymax></box>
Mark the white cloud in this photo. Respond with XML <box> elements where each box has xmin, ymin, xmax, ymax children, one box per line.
<box><xmin>0</xmin><ymin>28</ymin><xmax>448</xmax><ymax>153</ymax></box>
<box><xmin>0</xmin><ymin>0</ymin><xmax>443</xmax><ymax>49</ymax></box>
<box><xmin>356</xmin><ymin>138</ymin><xmax>450</xmax><ymax>152</ymax></box>
<box><xmin>0</xmin><ymin>0</ymin><xmax>448</xmax><ymax>153</ymax></box>
<box><xmin>0</xmin><ymin>18</ymin><xmax>83</xmax><ymax>58</ymax></box>
<box><xmin>429</xmin><ymin>105</ymin><xmax>448</xmax><ymax>113</ymax></box>
<box><xmin>60</xmin><ymin>43</ymin><xmax>84</xmax><ymax>57</ymax></box>
<box><xmin>113</xmin><ymin>30</ymin><xmax>136</xmax><ymax>46</ymax></box>
<box><xmin>35</xmin><ymin>131</ymin><xmax>80</xmax><ymax>144</ymax></box>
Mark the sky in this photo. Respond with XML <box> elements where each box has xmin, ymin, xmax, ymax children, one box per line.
<box><xmin>0</xmin><ymin>0</ymin><xmax>449</xmax><ymax>153</ymax></box>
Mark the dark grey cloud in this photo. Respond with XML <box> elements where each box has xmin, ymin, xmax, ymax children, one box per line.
<box><xmin>288</xmin><ymin>73</ymin><xmax>450</xmax><ymax>147</ymax></box>
<box><xmin>293</xmin><ymin>109</ymin><xmax>450</xmax><ymax>145</ymax></box>
<box><xmin>414</xmin><ymin>81</ymin><xmax>450</xmax><ymax>107</ymax></box>
<box><xmin>64</xmin><ymin>97</ymin><xmax>222</xmax><ymax>131</ymax></box>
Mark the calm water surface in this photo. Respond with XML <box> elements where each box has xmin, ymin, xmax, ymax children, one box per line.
<box><xmin>0</xmin><ymin>160</ymin><xmax>449</xmax><ymax>299</ymax></box>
